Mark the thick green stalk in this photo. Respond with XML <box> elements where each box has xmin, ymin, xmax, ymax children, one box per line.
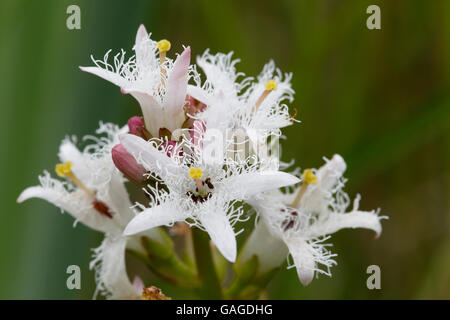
<box><xmin>192</xmin><ymin>228</ymin><xmax>223</xmax><ymax>299</ymax></box>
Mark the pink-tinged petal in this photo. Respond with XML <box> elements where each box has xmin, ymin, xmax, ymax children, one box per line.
<box><xmin>119</xmin><ymin>133</ymin><xmax>183</xmax><ymax>179</ymax></box>
<box><xmin>165</xmin><ymin>47</ymin><xmax>191</xmax><ymax>116</ymax></box>
<box><xmin>133</xmin><ymin>276</ymin><xmax>145</xmax><ymax>295</ymax></box>
<box><xmin>79</xmin><ymin>66</ymin><xmax>127</xmax><ymax>88</ymax></box>
<box><xmin>122</xmin><ymin>89</ymin><xmax>162</xmax><ymax>137</ymax></box>
<box><xmin>135</xmin><ymin>24</ymin><xmax>148</xmax><ymax>46</ymax></box>
<box><xmin>134</xmin><ymin>24</ymin><xmax>148</xmax><ymax>64</ymax></box>
<box><xmin>112</xmin><ymin>144</ymin><xmax>147</xmax><ymax>184</ymax></box>
<box><xmin>198</xmin><ymin>208</ymin><xmax>237</xmax><ymax>262</ymax></box>
<box><xmin>123</xmin><ymin>203</ymin><xmax>186</xmax><ymax>236</ymax></box>
<box><xmin>226</xmin><ymin>171</ymin><xmax>301</xmax><ymax>198</ymax></box>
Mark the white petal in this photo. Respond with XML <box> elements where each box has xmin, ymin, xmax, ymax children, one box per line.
<box><xmin>285</xmin><ymin>238</ymin><xmax>316</xmax><ymax>286</ymax></box>
<box><xmin>99</xmin><ymin>170</ymin><xmax>134</xmax><ymax>227</ymax></box>
<box><xmin>58</xmin><ymin>139</ymin><xmax>90</xmax><ymax>185</ymax></box>
<box><xmin>226</xmin><ymin>171</ymin><xmax>300</xmax><ymax>198</ymax></box>
<box><xmin>198</xmin><ymin>208</ymin><xmax>237</xmax><ymax>262</ymax></box>
<box><xmin>317</xmin><ymin>211</ymin><xmax>383</xmax><ymax>238</ymax></box>
<box><xmin>17</xmin><ymin>181</ymin><xmax>117</xmax><ymax>234</ymax></box>
<box><xmin>196</xmin><ymin>52</ymin><xmax>237</xmax><ymax>99</ymax></box>
<box><xmin>316</xmin><ymin>154</ymin><xmax>347</xmax><ymax>191</ymax></box>
<box><xmin>187</xmin><ymin>84</ymin><xmax>214</xmax><ymax>106</ymax></box>
<box><xmin>238</xmin><ymin>220</ymin><xmax>288</xmax><ymax>275</ymax></box>
<box><xmin>121</xmin><ymin>89</ymin><xmax>162</xmax><ymax>137</ymax></box>
<box><xmin>165</xmin><ymin>47</ymin><xmax>190</xmax><ymax>123</ymax></box>
<box><xmin>134</xmin><ymin>24</ymin><xmax>148</xmax><ymax>64</ymax></box>
<box><xmin>124</xmin><ymin>203</ymin><xmax>186</xmax><ymax>236</ymax></box>
<box><xmin>79</xmin><ymin>66</ymin><xmax>127</xmax><ymax>88</ymax></box>
<box><xmin>119</xmin><ymin>133</ymin><xmax>182</xmax><ymax>179</ymax></box>
<box><xmin>91</xmin><ymin>236</ymin><xmax>139</xmax><ymax>300</ymax></box>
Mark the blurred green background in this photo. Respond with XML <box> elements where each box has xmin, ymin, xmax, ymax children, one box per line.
<box><xmin>1</xmin><ymin>0</ymin><xmax>449</xmax><ymax>299</ymax></box>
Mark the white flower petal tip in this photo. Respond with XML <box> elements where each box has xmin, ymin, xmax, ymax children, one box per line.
<box><xmin>123</xmin><ymin>218</ymin><xmax>145</xmax><ymax>236</ymax></box>
<box><xmin>298</xmin><ymin>269</ymin><xmax>314</xmax><ymax>286</ymax></box>
<box><xmin>200</xmin><ymin>211</ymin><xmax>237</xmax><ymax>263</ymax></box>
<box><xmin>17</xmin><ymin>186</ymin><xmax>39</xmax><ymax>204</ymax></box>
<box><xmin>329</xmin><ymin>154</ymin><xmax>347</xmax><ymax>173</ymax></box>
<box><xmin>135</xmin><ymin>24</ymin><xmax>148</xmax><ymax>44</ymax></box>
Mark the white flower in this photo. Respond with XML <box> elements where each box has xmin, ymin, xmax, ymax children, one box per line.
<box><xmin>246</xmin><ymin>154</ymin><xmax>386</xmax><ymax>285</ymax></box>
<box><xmin>119</xmin><ymin>133</ymin><xmax>300</xmax><ymax>262</ymax></box>
<box><xmin>80</xmin><ymin>25</ymin><xmax>191</xmax><ymax>137</ymax></box>
<box><xmin>17</xmin><ymin>123</ymin><xmax>155</xmax><ymax>299</ymax></box>
<box><xmin>188</xmin><ymin>51</ymin><xmax>295</xmax><ymax>132</ymax></box>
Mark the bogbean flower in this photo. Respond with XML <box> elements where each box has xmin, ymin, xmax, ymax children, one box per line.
<box><xmin>243</xmin><ymin>154</ymin><xmax>386</xmax><ymax>285</ymax></box>
<box><xmin>188</xmin><ymin>51</ymin><xmax>295</xmax><ymax>132</ymax></box>
<box><xmin>17</xmin><ymin>123</ymin><xmax>163</xmax><ymax>299</ymax></box>
<box><xmin>119</xmin><ymin>132</ymin><xmax>300</xmax><ymax>262</ymax></box>
<box><xmin>80</xmin><ymin>25</ymin><xmax>191</xmax><ymax>137</ymax></box>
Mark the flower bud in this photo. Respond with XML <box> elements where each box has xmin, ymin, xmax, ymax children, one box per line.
<box><xmin>128</xmin><ymin>116</ymin><xmax>144</xmax><ymax>135</ymax></box>
<box><xmin>112</xmin><ymin>144</ymin><xmax>147</xmax><ymax>184</ymax></box>
<box><xmin>128</xmin><ymin>116</ymin><xmax>152</xmax><ymax>140</ymax></box>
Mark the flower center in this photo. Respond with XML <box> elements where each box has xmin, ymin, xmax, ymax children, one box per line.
<box><xmin>187</xmin><ymin>167</ymin><xmax>214</xmax><ymax>204</ymax></box>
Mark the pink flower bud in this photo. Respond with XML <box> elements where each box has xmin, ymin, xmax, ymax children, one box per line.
<box><xmin>112</xmin><ymin>144</ymin><xmax>147</xmax><ymax>184</ymax></box>
<box><xmin>127</xmin><ymin>116</ymin><xmax>144</xmax><ymax>135</ymax></box>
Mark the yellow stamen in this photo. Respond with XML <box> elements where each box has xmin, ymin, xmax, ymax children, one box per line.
<box><xmin>157</xmin><ymin>39</ymin><xmax>171</xmax><ymax>87</ymax></box>
<box><xmin>253</xmin><ymin>79</ymin><xmax>277</xmax><ymax>113</ymax></box>
<box><xmin>157</xmin><ymin>39</ymin><xmax>171</xmax><ymax>53</ymax></box>
<box><xmin>55</xmin><ymin>162</ymin><xmax>72</xmax><ymax>177</ymax></box>
<box><xmin>290</xmin><ymin>169</ymin><xmax>317</xmax><ymax>208</ymax></box>
<box><xmin>302</xmin><ymin>169</ymin><xmax>318</xmax><ymax>185</ymax></box>
<box><xmin>264</xmin><ymin>79</ymin><xmax>277</xmax><ymax>91</ymax></box>
<box><xmin>55</xmin><ymin>162</ymin><xmax>95</xmax><ymax>197</ymax></box>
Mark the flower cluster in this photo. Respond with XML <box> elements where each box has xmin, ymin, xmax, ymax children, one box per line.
<box><xmin>18</xmin><ymin>25</ymin><xmax>385</xmax><ymax>299</ymax></box>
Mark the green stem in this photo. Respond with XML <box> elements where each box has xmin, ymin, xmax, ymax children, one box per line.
<box><xmin>192</xmin><ymin>228</ymin><xmax>223</xmax><ymax>299</ymax></box>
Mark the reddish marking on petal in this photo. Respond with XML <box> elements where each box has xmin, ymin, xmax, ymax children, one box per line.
<box><xmin>92</xmin><ymin>200</ymin><xmax>113</xmax><ymax>219</ymax></box>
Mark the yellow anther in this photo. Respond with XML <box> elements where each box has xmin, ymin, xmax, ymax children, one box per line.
<box><xmin>302</xmin><ymin>169</ymin><xmax>317</xmax><ymax>185</ymax></box>
<box><xmin>55</xmin><ymin>162</ymin><xmax>72</xmax><ymax>177</ymax></box>
<box><xmin>189</xmin><ymin>167</ymin><xmax>203</xmax><ymax>180</ymax></box>
<box><xmin>264</xmin><ymin>79</ymin><xmax>277</xmax><ymax>91</ymax></box>
<box><xmin>157</xmin><ymin>40</ymin><xmax>171</xmax><ymax>52</ymax></box>
<box><xmin>290</xmin><ymin>169</ymin><xmax>318</xmax><ymax>208</ymax></box>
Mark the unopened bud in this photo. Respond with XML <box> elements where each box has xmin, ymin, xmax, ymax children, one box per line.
<box><xmin>112</xmin><ymin>144</ymin><xmax>147</xmax><ymax>184</ymax></box>
<box><xmin>128</xmin><ymin>116</ymin><xmax>144</xmax><ymax>135</ymax></box>
<box><xmin>128</xmin><ymin>116</ymin><xmax>152</xmax><ymax>140</ymax></box>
